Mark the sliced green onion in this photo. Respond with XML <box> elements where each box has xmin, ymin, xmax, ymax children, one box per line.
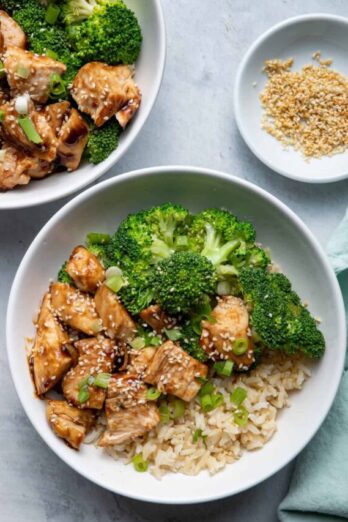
<box><xmin>78</xmin><ymin>386</ymin><xmax>89</xmax><ymax>404</ymax></box>
<box><xmin>211</xmin><ymin>393</ymin><xmax>224</xmax><ymax>409</ymax></box>
<box><xmin>232</xmin><ymin>337</ymin><xmax>249</xmax><ymax>355</ymax></box>
<box><xmin>191</xmin><ymin>316</ymin><xmax>203</xmax><ymax>336</ymax></box>
<box><xmin>105</xmin><ymin>275</ymin><xmax>124</xmax><ymax>293</ymax></box>
<box><xmin>18</xmin><ymin>116</ymin><xmax>43</xmax><ymax>144</ymax></box>
<box><xmin>49</xmin><ymin>73</ymin><xmax>66</xmax><ymax>97</ymax></box>
<box><xmin>130</xmin><ymin>336</ymin><xmax>146</xmax><ymax>350</ymax></box>
<box><xmin>87</xmin><ymin>375</ymin><xmax>95</xmax><ymax>386</ymax></box>
<box><xmin>176</xmin><ymin>235</ymin><xmax>188</xmax><ymax>247</ymax></box>
<box><xmin>45</xmin><ymin>3</ymin><xmax>60</xmax><ymax>24</ymax></box>
<box><xmin>171</xmin><ymin>399</ymin><xmax>186</xmax><ymax>419</ymax></box>
<box><xmin>94</xmin><ymin>373</ymin><xmax>111</xmax><ymax>389</ymax></box>
<box><xmin>199</xmin><ymin>382</ymin><xmax>214</xmax><ymax>397</ymax></box>
<box><xmin>230</xmin><ymin>387</ymin><xmax>247</xmax><ymax>407</ymax></box>
<box><xmin>132</xmin><ymin>453</ymin><xmax>148</xmax><ymax>472</ymax></box>
<box><xmin>233</xmin><ymin>405</ymin><xmax>249</xmax><ymax>427</ymax></box>
<box><xmin>195</xmin><ymin>376</ymin><xmax>208</xmax><ymax>385</ymax></box>
<box><xmin>192</xmin><ymin>428</ymin><xmax>207</xmax><ymax>447</ymax></box>
<box><xmin>78</xmin><ymin>376</ymin><xmax>90</xmax><ymax>389</ymax></box>
<box><xmin>0</xmin><ymin>110</ymin><xmax>4</xmax><ymax>122</ymax></box>
<box><xmin>159</xmin><ymin>404</ymin><xmax>170</xmax><ymax>423</ymax></box>
<box><xmin>148</xmin><ymin>335</ymin><xmax>162</xmax><ymax>347</ymax></box>
<box><xmin>45</xmin><ymin>49</ymin><xmax>58</xmax><ymax>60</ymax></box>
<box><xmin>0</xmin><ymin>60</ymin><xmax>5</xmax><ymax>78</ymax></box>
<box><xmin>146</xmin><ymin>387</ymin><xmax>161</xmax><ymax>401</ymax></box>
<box><xmin>164</xmin><ymin>327</ymin><xmax>182</xmax><ymax>341</ymax></box>
<box><xmin>87</xmin><ymin>232</ymin><xmax>110</xmax><ymax>245</ymax></box>
<box><xmin>16</xmin><ymin>64</ymin><xmax>29</xmax><ymax>79</ymax></box>
<box><xmin>200</xmin><ymin>394</ymin><xmax>213</xmax><ymax>412</ymax></box>
<box><xmin>213</xmin><ymin>360</ymin><xmax>234</xmax><ymax>377</ymax></box>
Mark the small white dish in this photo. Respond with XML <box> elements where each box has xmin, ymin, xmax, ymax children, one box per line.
<box><xmin>234</xmin><ymin>14</ymin><xmax>348</xmax><ymax>183</ymax></box>
<box><xmin>6</xmin><ymin>166</ymin><xmax>346</xmax><ymax>504</ymax></box>
<box><xmin>0</xmin><ymin>0</ymin><xmax>166</xmax><ymax>209</ymax></box>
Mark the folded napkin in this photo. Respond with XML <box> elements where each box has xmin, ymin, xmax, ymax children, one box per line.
<box><xmin>278</xmin><ymin>211</ymin><xmax>348</xmax><ymax>522</ymax></box>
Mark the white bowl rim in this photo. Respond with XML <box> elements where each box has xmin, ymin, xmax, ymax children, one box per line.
<box><xmin>234</xmin><ymin>13</ymin><xmax>348</xmax><ymax>184</ymax></box>
<box><xmin>6</xmin><ymin>165</ymin><xmax>347</xmax><ymax>504</ymax></box>
<box><xmin>0</xmin><ymin>0</ymin><xmax>166</xmax><ymax>210</ymax></box>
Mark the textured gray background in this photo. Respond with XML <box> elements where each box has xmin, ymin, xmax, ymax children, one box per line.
<box><xmin>1</xmin><ymin>1</ymin><xmax>348</xmax><ymax>521</ymax></box>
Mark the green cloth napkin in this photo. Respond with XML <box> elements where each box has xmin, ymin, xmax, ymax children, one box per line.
<box><xmin>278</xmin><ymin>211</ymin><xmax>348</xmax><ymax>522</ymax></box>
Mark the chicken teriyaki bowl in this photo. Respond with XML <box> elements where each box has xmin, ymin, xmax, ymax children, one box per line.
<box><xmin>0</xmin><ymin>0</ymin><xmax>144</xmax><ymax>191</ymax></box>
<box><xmin>26</xmin><ymin>202</ymin><xmax>326</xmax><ymax>478</ymax></box>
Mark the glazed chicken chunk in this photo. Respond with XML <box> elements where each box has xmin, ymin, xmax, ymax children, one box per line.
<box><xmin>30</xmin><ymin>293</ymin><xmax>73</xmax><ymax>396</ymax></box>
<box><xmin>71</xmin><ymin>62</ymin><xmax>141</xmax><ymax>127</ymax></box>
<box><xmin>0</xmin><ymin>11</ymin><xmax>26</xmax><ymax>52</ymax></box>
<box><xmin>200</xmin><ymin>296</ymin><xmax>254</xmax><ymax>370</ymax></box>
<box><xmin>62</xmin><ymin>336</ymin><xmax>116</xmax><ymax>409</ymax></box>
<box><xmin>46</xmin><ymin>400</ymin><xmax>95</xmax><ymax>450</ymax></box>
<box><xmin>3</xmin><ymin>46</ymin><xmax>66</xmax><ymax>104</ymax></box>
<box><xmin>128</xmin><ymin>347</ymin><xmax>156</xmax><ymax>377</ymax></box>
<box><xmin>66</xmin><ymin>246</ymin><xmax>105</xmax><ymax>293</ymax></box>
<box><xmin>98</xmin><ymin>374</ymin><xmax>160</xmax><ymax>446</ymax></box>
<box><xmin>139</xmin><ymin>305</ymin><xmax>176</xmax><ymax>333</ymax></box>
<box><xmin>50</xmin><ymin>282</ymin><xmax>103</xmax><ymax>336</ymax></box>
<box><xmin>0</xmin><ymin>99</ymin><xmax>58</xmax><ymax>162</ymax></box>
<box><xmin>0</xmin><ymin>143</ymin><xmax>51</xmax><ymax>189</ymax></box>
<box><xmin>95</xmin><ymin>284</ymin><xmax>136</xmax><ymax>343</ymax></box>
<box><xmin>144</xmin><ymin>341</ymin><xmax>208</xmax><ymax>402</ymax></box>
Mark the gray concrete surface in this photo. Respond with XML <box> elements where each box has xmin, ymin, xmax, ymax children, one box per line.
<box><xmin>1</xmin><ymin>1</ymin><xmax>348</xmax><ymax>520</ymax></box>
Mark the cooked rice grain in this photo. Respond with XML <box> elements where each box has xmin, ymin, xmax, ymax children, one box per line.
<box><xmin>102</xmin><ymin>352</ymin><xmax>311</xmax><ymax>478</ymax></box>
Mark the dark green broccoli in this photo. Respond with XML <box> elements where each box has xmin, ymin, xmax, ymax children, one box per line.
<box><xmin>0</xmin><ymin>0</ymin><xmax>19</xmax><ymax>12</ymax></box>
<box><xmin>152</xmin><ymin>251</ymin><xmax>217</xmax><ymax>315</ymax></box>
<box><xmin>11</xmin><ymin>0</ymin><xmax>82</xmax><ymax>93</ymax></box>
<box><xmin>180</xmin><ymin>322</ymin><xmax>208</xmax><ymax>363</ymax></box>
<box><xmin>86</xmin><ymin>233</ymin><xmax>114</xmax><ymax>268</ymax></box>
<box><xmin>85</xmin><ymin>120</ymin><xmax>122</xmax><ymax>164</ymax></box>
<box><xmin>66</xmin><ymin>1</ymin><xmax>142</xmax><ymax>65</ymax></box>
<box><xmin>118</xmin><ymin>260</ymin><xmax>154</xmax><ymax>315</ymax></box>
<box><xmin>188</xmin><ymin>208</ymin><xmax>269</xmax><ymax>273</ymax></box>
<box><xmin>57</xmin><ymin>262</ymin><xmax>73</xmax><ymax>284</ymax></box>
<box><xmin>239</xmin><ymin>268</ymin><xmax>325</xmax><ymax>359</ymax></box>
<box><xmin>61</xmin><ymin>0</ymin><xmax>107</xmax><ymax>24</ymax></box>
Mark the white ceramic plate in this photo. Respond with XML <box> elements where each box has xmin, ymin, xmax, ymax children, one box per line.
<box><xmin>0</xmin><ymin>0</ymin><xmax>165</xmax><ymax>209</ymax></box>
<box><xmin>234</xmin><ymin>14</ymin><xmax>348</xmax><ymax>183</ymax></box>
<box><xmin>6</xmin><ymin>166</ymin><xmax>346</xmax><ymax>504</ymax></box>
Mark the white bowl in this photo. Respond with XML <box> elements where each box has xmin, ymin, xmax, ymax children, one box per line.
<box><xmin>0</xmin><ymin>0</ymin><xmax>165</xmax><ymax>209</ymax></box>
<box><xmin>234</xmin><ymin>14</ymin><xmax>348</xmax><ymax>183</ymax></box>
<box><xmin>6</xmin><ymin>166</ymin><xmax>346</xmax><ymax>503</ymax></box>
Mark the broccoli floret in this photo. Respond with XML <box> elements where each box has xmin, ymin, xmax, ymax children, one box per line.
<box><xmin>180</xmin><ymin>323</ymin><xmax>208</xmax><ymax>363</ymax></box>
<box><xmin>61</xmin><ymin>0</ymin><xmax>104</xmax><ymax>24</ymax></box>
<box><xmin>118</xmin><ymin>260</ymin><xmax>154</xmax><ymax>315</ymax></box>
<box><xmin>108</xmin><ymin>210</ymin><xmax>153</xmax><ymax>265</ymax></box>
<box><xmin>57</xmin><ymin>262</ymin><xmax>73</xmax><ymax>284</ymax></box>
<box><xmin>11</xmin><ymin>0</ymin><xmax>82</xmax><ymax>93</ymax></box>
<box><xmin>152</xmin><ymin>251</ymin><xmax>217</xmax><ymax>315</ymax></box>
<box><xmin>0</xmin><ymin>0</ymin><xmax>19</xmax><ymax>13</ymax></box>
<box><xmin>188</xmin><ymin>208</ymin><xmax>269</xmax><ymax>273</ymax></box>
<box><xmin>85</xmin><ymin>120</ymin><xmax>122</xmax><ymax>164</ymax></box>
<box><xmin>239</xmin><ymin>268</ymin><xmax>325</xmax><ymax>359</ymax></box>
<box><xmin>66</xmin><ymin>2</ymin><xmax>142</xmax><ymax>65</ymax></box>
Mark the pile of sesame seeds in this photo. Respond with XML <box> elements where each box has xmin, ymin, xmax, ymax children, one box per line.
<box><xmin>260</xmin><ymin>53</ymin><xmax>348</xmax><ymax>158</ymax></box>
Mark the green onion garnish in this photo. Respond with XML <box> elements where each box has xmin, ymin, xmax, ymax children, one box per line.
<box><xmin>78</xmin><ymin>386</ymin><xmax>89</xmax><ymax>404</ymax></box>
<box><xmin>87</xmin><ymin>232</ymin><xmax>111</xmax><ymax>245</ymax></box>
<box><xmin>159</xmin><ymin>404</ymin><xmax>170</xmax><ymax>423</ymax></box>
<box><xmin>200</xmin><ymin>394</ymin><xmax>213</xmax><ymax>412</ymax></box>
<box><xmin>16</xmin><ymin>64</ymin><xmax>29</xmax><ymax>79</ymax></box>
<box><xmin>191</xmin><ymin>316</ymin><xmax>203</xmax><ymax>336</ymax></box>
<box><xmin>232</xmin><ymin>337</ymin><xmax>249</xmax><ymax>355</ymax></box>
<box><xmin>146</xmin><ymin>387</ymin><xmax>161</xmax><ymax>401</ymax></box>
<box><xmin>0</xmin><ymin>60</ymin><xmax>5</xmax><ymax>78</ymax></box>
<box><xmin>0</xmin><ymin>110</ymin><xmax>4</xmax><ymax>122</ymax></box>
<box><xmin>45</xmin><ymin>3</ymin><xmax>60</xmax><ymax>25</ymax></box>
<box><xmin>199</xmin><ymin>382</ymin><xmax>214</xmax><ymax>397</ymax></box>
<box><xmin>230</xmin><ymin>386</ymin><xmax>247</xmax><ymax>406</ymax></box>
<box><xmin>148</xmin><ymin>335</ymin><xmax>162</xmax><ymax>347</ymax></box>
<box><xmin>193</xmin><ymin>428</ymin><xmax>207</xmax><ymax>447</ymax></box>
<box><xmin>233</xmin><ymin>405</ymin><xmax>249</xmax><ymax>427</ymax></box>
<box><xmin>196</xmin><ymin>376</ymin><xmax>208</xmax><ymax>385</ymax></box>
<box><xmin>164</xmin><ymin>327</ymin><xmax>182</xmax><ymax>341</ymax></box>
<box><xmin>45</xmin><ymin>49</ymin><xmax>58</xmax><ymax>60</ymax></box>
<box><xmin>130</xmin><ymin>336</ymin><xmax>146</xmax><ymax>350</ymax></box>
<box><xmin>78</xmin><ymin>376</ymin><xmax>90</xmax><ymax>389</ymax></box>
<box><xmin>211</xmin><ymin>393</ymin><xmax>224</xmax><ymax>409</ymax></box>
<box><xmin>132</xmin><ymin>453</ymin><xmax>148</xmax><ymax>472</ymax></box>
<box><xmin>18</xmin><ymin>116</ymin><xmax>43</xmax><ymax>144</ymax></box>
<box><xmin>171</xmin><ymin>399</ymin><xmax>186</xmax><ymax>419</ymax></box>
<box><xmin>213</xmin><ymin>360</ymin><xmax>234</xmax><ymax>377</ymax></box>
<box><xmin>94</xmin><ymin>373</ymin><xmax>111</xmax><ymax>389</ymax></box>
<box><xmin>105</xmin><ymin>275</ymin><xmax>124</xmax><ymax>293</ymax></box>
<box><xmin>49</xmin><ymin>73</ymin><xmax>66</xmax><ymax>97</ymax></box>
